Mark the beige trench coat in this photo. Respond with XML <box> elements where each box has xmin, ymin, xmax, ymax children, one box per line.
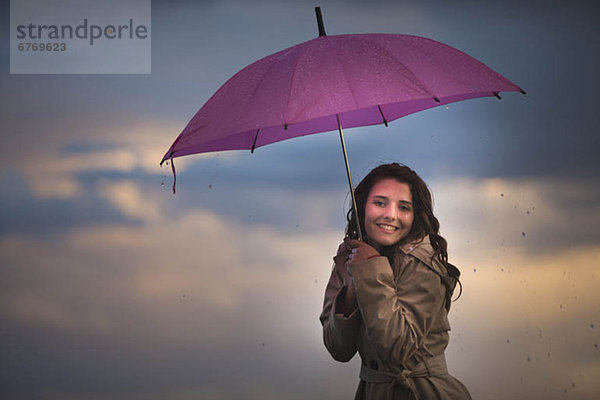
<box><xmin>320</xmin><ymin>236</ymin><xmax>472</xmax><ymax>400</ymax></box>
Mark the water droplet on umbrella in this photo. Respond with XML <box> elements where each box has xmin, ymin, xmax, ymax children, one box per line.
<box><xmin>591</xmin><ymin>323</ymin><xmax>595</xmax><ymax>329</ymax></box>
<box><xmin>208</xmin><ymin>184</ymin><xmax>212</xmax><ymax>189</ymax></box>
<box><xmin>262</xmin><ymin>342</ymin><xmax>265</xmax><ymax>347</ymax></box>
<box><xmin>526</xmin><ymin>210</ymin><xmax>530</xmax><ymax>214</ymax></box>
<box><xmin>571</xmin><ymin>382</ymin><xmax>576</xmax><ymax>388</ymax></box>
<box><xmin>473</xmin><ymin>268</ymin><xmax>477</xmax><ymax>273</ymax></box>
<box><xmin>594</xmin><ymin>343</ymin><xmax>598</xmax><ymax>348</ymax></box>
<box><xmin>527</xmin><ymin>356</ymin><xmax>531</xmax><ymax>362</ymax></box>
<box><xmin>522</xmin><ymin>232</ymin><xmax>526</xmax><ymax>237</ymax></box>
<box><xmin>500</xmin><ymin>193</ymin><xmax>504</xmax><ymax>197</ymax></box>
<box><xmin>506</xmin><ymin>339</ymin><xmax>510</xmax><ymax>344</ymax></box>
<box><xmin>547</xmin><ymin>352</ymin><xmax>551</xmax><ymax>357</ymax></box>
<box><xmin>445</xmin><ymin>105</ymin><xmax>449</xmax><ymax>110</ymax></box>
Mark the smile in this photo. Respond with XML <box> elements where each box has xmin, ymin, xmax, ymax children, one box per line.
<box><xmin>377</xmin><ymin>223</ymin><xmax>399</xmax><ymax>232</ymax></box>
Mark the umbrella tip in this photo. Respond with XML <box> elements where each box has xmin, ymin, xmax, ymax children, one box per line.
<box><xmin>315</xmin><ymin>6</ymin><xmax>326</xmax><ymax>37</ymax></box>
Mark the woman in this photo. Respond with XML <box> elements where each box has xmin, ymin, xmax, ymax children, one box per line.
<box><xmin>320</xmin><ymin>163</ymin><xmax>472</xmax><ymax>400</ymax></box>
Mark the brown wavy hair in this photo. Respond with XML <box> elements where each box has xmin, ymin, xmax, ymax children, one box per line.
<box><xmin>346</xmin><ymin>163</ymin><xmax>448</xmax><ymax>265</ymax></box>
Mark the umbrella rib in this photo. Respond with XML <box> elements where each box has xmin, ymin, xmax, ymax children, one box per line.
<box><xmin>237</xmin><ymin>55</ymin><xmax>297</xmax><ymax>139</ymax></box>
<box><xmin>251</xmin><ymin>129</ymin><xmax>260</xmax><ymax>153</ymax></box>
<box><xmin>377</xmin><ymin>105</ymin><xmax>389</xmax><ymax>127</ymax></box>
<box><xmin>333</xmin><ymin>48</ymin><xmax>360</xmax><ymax>112</ymax></box>
<box><xmin>284</xmin><ymin>44</ymin><xmax>309</xmax><ymax>126</ymax></box>
<box><xmin>355</xmin><ymin>34</ymin><xmax>440</xmax><ymax>102</ymax></box>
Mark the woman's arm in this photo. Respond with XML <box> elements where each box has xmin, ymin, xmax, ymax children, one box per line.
<box><xmin>319</xmin><ymin>242</ymin><xmax>361</xmax><ymax>362</ymax></box>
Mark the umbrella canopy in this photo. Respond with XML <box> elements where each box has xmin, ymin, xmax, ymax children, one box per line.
<box><xmin>161</xmin><ymin>7</ymin><xmax>524</xmax><ymax>238</ymax></box>
<box><xmin>161</xmin><ymin>31</ymin><xmax>523</xmax><ymax>162</ymax></box>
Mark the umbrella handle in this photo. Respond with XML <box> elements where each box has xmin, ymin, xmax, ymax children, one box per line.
<box><xmin>337</xmin><ymin>114</ymin><xmax>363</xmax><ymax>241</ymax></box>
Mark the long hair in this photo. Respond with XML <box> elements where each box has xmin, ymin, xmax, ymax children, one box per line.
<box><xmin>346</xmin><ymin>163</ymin><xmax>455</xmax><ymax>274</ymax></box>
<box><xmin>345</xmin><ymin>163</ymin><xmax>461</xmax><ymax>304</ymax></box>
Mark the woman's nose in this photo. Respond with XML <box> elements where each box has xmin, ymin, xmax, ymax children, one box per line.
<box><xmin>383</xmin><ymin>205</ymin><xmax>398</xmax><ymax>220</ymax></box>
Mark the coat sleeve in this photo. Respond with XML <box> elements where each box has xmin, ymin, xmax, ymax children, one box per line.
<box><xmin>319</xmin><ymin>255</ymin><xmax>361</xmax><ymax>362</ymax></box>
<box><xmin>349</xmin><ymin>255</ymin><xmax>446</xmax><ymax>367</ymax></box>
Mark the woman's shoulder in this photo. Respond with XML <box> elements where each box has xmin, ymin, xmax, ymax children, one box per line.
<box><xmin>398</xmin><ymin>235</ymin><xmax>447</xmax><ymax>277</ymax></box>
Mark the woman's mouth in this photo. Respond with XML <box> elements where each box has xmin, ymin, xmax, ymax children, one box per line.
<box><xmin>376</xmin><ymin>223</ymin><xmax>398</xmax><ymax>232</ymax></box>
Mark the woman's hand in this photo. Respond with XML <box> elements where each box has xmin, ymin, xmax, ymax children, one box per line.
<box><xmin>335</xmin><ymin>239</ymin><xmax>353</xmax><ymax>284</ymax></box>
<box><xmin>345</xmin><ymin>239</ymin><xmax>380</xmax><ymax>266</ymax></box>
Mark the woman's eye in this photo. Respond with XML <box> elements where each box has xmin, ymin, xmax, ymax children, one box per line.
<box><xmin>373</xmin><ymin>201</ymin><xmax>385</xmax><ymax>207</ymax></box>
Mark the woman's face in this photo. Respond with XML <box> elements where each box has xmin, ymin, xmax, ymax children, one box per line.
<box><xmin>364</xmin><ymin>178</ymin><xmax>414</xmax><ymax>248</ymax></box>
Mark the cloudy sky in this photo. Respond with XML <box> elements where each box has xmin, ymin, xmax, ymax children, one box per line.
<box><xmin>1</xmin><ymin>0</ymin><xmax>599</xmax><ymax>399</ymax></box>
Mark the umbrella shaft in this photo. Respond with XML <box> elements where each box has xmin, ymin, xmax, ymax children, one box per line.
<box><xmin>337</xmin><ymin>115</ymin><xmax>363</xmax><ymax>241</ymax></box>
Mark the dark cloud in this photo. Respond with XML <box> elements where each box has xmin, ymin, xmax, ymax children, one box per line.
<box><xmin>2</xmin><ymin>0</ymin><xmax>600</xmax><ymax>399</ymax></box>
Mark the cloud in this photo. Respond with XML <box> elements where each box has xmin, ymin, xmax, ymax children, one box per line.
<box><xmin>431</xmin><ymin>175</ymin><xmax>600</xmax><ymax>256</ymax></box>
<box><xmin>97</xmin><ymin>179</ymin><xmax>160</xmax><ymax>223</ymax></box>
<box><xmin>447</xmin><ymin>245</ymin><xmax>600</xmax><ymax>400</ymax></box>
<box><xmin>2</xmin><ymin>173</ymin><xmax>600</xmax><ymax>399</ymax></box>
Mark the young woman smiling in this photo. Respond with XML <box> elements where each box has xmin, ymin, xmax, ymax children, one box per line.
<box><xmin>320</xmin><ymin>163</ymin><xmax>472</xmax><ymax>400</ymax></box>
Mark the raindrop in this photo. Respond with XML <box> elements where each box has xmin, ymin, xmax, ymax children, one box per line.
<box><xmin>262</xmin><ymin>342</ymin><xmax>266</xmax><ymax>347</ymax></box>
<box><xmin>527</xmin><ymin>356</ymin><xmax>531</xmax><ymax>362</ymax></box>
<box><xmin>547</xmin><ymin>352</ymin><xmax>551</xmax><ymax>357</ymax></box>
<box><xmin>501</xmin><ymin>268</ymin><xmax>504</xmax><ymax>272</ymax></box>
<box><xmin>571</xmin><ymin>382</ymin><xmax>576</xmax><ymax>388</ymax></box>
<box><xmin>445</xmin><ymin>105</ymin><xmax>449</xmax><ymax>110</ymax></box>
<box><xmin>594</xmin><ymin>343</ymin><xmax>598</xmax><ymax>348</ymax></box>
<box><xmin>208</xmin><ymin>184</ymin><xmax>212</xmax><ymax>189</ymax></box>
<box><xmin>522</xmin><ymin>232</ymin><xmax>526</xmax><ymax>237</ymax></box>
<box><xmin>161</xmin><ymin>181</ymin><xmax>165</xmax><ymax>187</ymax></box>
<box><xmin>473</xmin><ymin>268</ymin><xmax>477</xmax><ymax>273</ymax></box>
<box><xmin>314</xmin><ymin>279</ymin><xmax>318</xmax><ymax>284</ymax></box>
<box><xmin>296</xmin><ymin>224</ymin><xmax>299</xmax><ymax>228</ymax></box>
<box><xmin>591</xmin><ymin>323</ymin><xmax>595</xmax><ymax>329</ymax></box>
<box><xmin>526</xmin><ymin>211</ymin><xmax>530</xmax><ymax>215</ymax></box>
<box><xmin>500</xmin><ymin>193</ymin><xmax>504</xmax><ymax>197</ymax></box>
<box><xmin>182</xmin><ymin>294</ymin><xmax>186</xmax><ymax>298</ymax></box>
<box><xmin>560</xmin><ymin>304</ymin><xmax>563</xmax><ymax>309</ymax></box>
<box><xmin>506</xmin><ymin>339</ymin><xmax>510</xmax><ymax>344</ymax></box>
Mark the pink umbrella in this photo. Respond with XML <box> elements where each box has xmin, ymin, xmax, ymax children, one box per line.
<box><xmin>161</xmin><ymin>7</ymin><xmax>524</xmax><ymax>239</ymax></box>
